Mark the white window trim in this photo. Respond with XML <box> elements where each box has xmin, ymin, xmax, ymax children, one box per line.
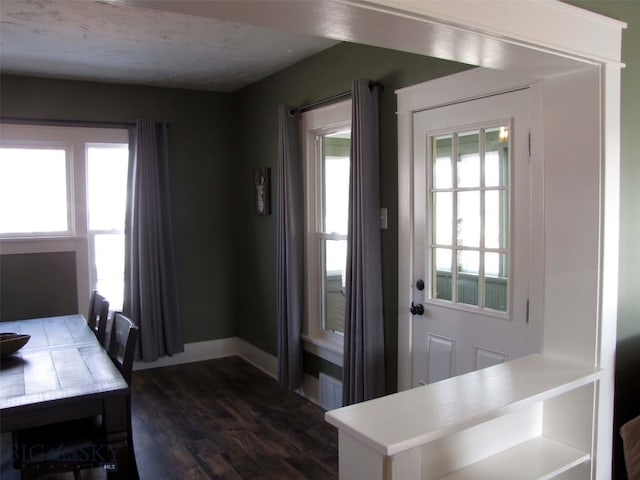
<box><xmin>0</xmin><ymin>124</ymin><xmax>128</xmax><ymax>316</ymax></box>
<box><xmin>301</xmin><ymin>99</ymin><xmax>351</xmax><ymax>366</ymax></box>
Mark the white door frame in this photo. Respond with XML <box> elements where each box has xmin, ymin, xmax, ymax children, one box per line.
<box><xmin>397</xmin><ymin>68</ymin><xmax>543</xmax><ymax>386</ymax></box>
<box><xmin>117</xmin><ymin>1</ymin><xmax>625</xmax><ymax>476</ymax></box>
<box><xmin>395</xmin><ymin>61</ymin><xmax>618</xmax><ymax>479</ymax></box>
<box><xmin>407</xmin><ymin>81</ymin><xmax>543</xmax><ymax>386</ymax></box>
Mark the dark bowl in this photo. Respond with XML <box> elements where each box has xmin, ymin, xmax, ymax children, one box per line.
<box><xmin>0</xmin><ymin>333</ymin><xmax>31</xmax><ymax>357</ymax></box>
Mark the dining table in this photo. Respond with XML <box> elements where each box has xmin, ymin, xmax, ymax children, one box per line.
<box><xmin>0</xmin><ymin>314</ymin><xmax>135</xmax><ymax>478</ymax></box>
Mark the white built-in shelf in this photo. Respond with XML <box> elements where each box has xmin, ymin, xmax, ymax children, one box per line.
<box><xmin>325</xmin><ymin>354</ymin><xmax>600</xmax><ymax>457</ymax></box>
<box><xmin>436</xmin><ymin>436</ymin><xmax>589</xmax><ymax>480</ymax></box>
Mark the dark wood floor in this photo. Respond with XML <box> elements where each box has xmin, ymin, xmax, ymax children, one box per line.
<box><xmin>1</xmin><ymin>356</ymin><xmax>339</xmax><ymax>479</ymax></box>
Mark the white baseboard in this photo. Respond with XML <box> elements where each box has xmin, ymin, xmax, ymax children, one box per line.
<box><xmin>235</xmin><ymin>337</ymin><xmax>278</xmax><ymax>379</ymax></box>
<box><xmin>133</xmin><ymin>337</ymin><xmax>238</xmax><ymax>371</ymax></box>
<box><xmin>133</xmin><ymin>336</ymin><xmax>279</xmax><ymax>379</ymax></box>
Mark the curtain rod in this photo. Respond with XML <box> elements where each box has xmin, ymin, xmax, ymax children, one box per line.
<box><xmin>292</xmin><ymin>81</ymin><xmax>384</xmax><ymax>115</ymax></box>
<box><xmin>0</xmin><ymin>117</ymin><xmax>169</xmax><ymax>129</ymax></box>
<box><xmin>296</xmin><ymin>91</ymin><xmax>351</xmax><ymax>115</ymax></box>
<box><xmin>0</xmin><ymin>116</ymin><xmax>135</xmax><ymax>129</ymax></box>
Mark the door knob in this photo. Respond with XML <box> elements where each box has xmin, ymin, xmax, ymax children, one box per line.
<box><xmin>410</xmin><ymin>302</ymin><xmax>424</xmax><ymax>316</ymax></box>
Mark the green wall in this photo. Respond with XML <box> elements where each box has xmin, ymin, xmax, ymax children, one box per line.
<box><xmin>0</xmin><ymin>252</ymin><xmax>77</xmax><ymax>320</ymax></box>
<box><xmin>0</xmin><ymin>75</ymin><xmax>237</xmax><ymax>343</ymax></box>
<box><xmin>232</xmin><ymin>42</ymin><xmax>470</xmax><ymax>390</ymax></box>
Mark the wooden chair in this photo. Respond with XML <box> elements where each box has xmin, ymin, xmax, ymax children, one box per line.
<box><xmin>13</xmin><ymin>313</ymin><xmax>139</xmax><ymax>479</ymax></box>
<box><xmin>87</xmin><ymin>290</ymin><xmax>110</xmax><ymax>346</ymax></box>
<box><xmin>621</xmin><ymin>414</ymin><xmax>640</xmax><ymax>480</ymax></box>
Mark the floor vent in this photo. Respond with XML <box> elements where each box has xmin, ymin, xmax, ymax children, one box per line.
<box><xmin>319</xmin><ymin>373</ymin><xmax>343</xmax><ymax>411</ymax></box>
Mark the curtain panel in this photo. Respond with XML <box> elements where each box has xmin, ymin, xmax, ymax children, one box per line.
<box><xmin>276</xmin><ymin>106</ymin><xmax>304</xmax><ymax>389</ymax></box>
<box><xmin>343</xmin><ymin>79</ymin><xmax>386</xmax><ymax>406</ymax></box>
<box><xmin>124</xmin><ymin>119</ymin><xmax>184</xmax><ymax>362</ymax></box>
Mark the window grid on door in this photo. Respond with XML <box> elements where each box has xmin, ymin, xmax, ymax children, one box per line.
<box><xmin>428</xmin><ymin>123</ymin><xmax>511</xmax><ymax>313</ymax></box>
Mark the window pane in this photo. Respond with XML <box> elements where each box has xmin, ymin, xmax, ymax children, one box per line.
<box><xmin>0</xmin><ymin>148</ymin><xmax>68</xmax><ymax>234</ymax></box>
<box><xmin>432</xmin><ymin>248</ymin><xmax>452</xmax><ymax>301</ymax></box>
<box><xmin>457</xmin><ymin>191</ymin><xmax>480</xmax><ymax>247</ymax></box>
<box><xmin>88</xmin><ymin>145</ymin><xmax>129</xmax><ymax>231</ymax></box>
<box><xmin>322</xmin><ymin>239</ymin><xmax>347</xmax><ymax>334</ymax></box>
<box><xmin>94</xmin><ymin>233</ymin><xmax>125</xmax><ymax>311</ymax></box>
<box><xmin>322</xmin><ymin>132</ymin><xmax>350</xmax><ymax>235</ymax></box>
<box><xmin>485</xmin><ymin>252</ymin><xmax>508</xmax><ymax>311</ymax></box>
<box><xmin>433</xmin><ymin>192</ymin><xmax>452</xmax><ymax>245</ymax></box>
<box><xmin>457</xmin><ymin>131</ymin><xmax>480</xmax><ymax>188</ymax></box>
<box><xmin>432</xmin><ymin>135</ymin><xmax>453</xmax><ymax>189</ymax></box>
<box><xmin>485</xmin><ymin>126</ymin><xmax>509</xmax><ymax>187</ymax></box>
<box><xmin>484</xmin><ymin>190</ymin><xmax>508</xmax><ymax>249</ymax></box>
<box><xmin>457</xmin><ymin>250</ymin><xmax>479</xmax><ymax>306</ymax></box>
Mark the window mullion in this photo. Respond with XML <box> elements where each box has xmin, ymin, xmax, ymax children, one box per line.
<box><xmin>72</xmin><ymin>141</ymin><xmax>88</xmax><ymax>237</ymax></box>
<box><xmin>479</xmin><ymin>128</ymin><xmax>486</xmax><ymax>309</ymax></box>
<box><xmin>451</xmin><ymin>132</ymin><xmax>458</xmax><ymax>304</ymax></box>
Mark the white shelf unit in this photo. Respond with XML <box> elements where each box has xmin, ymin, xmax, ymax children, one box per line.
<box><xmin>435</xmin><ymin>437</ymin><xmax>590</xmax><ymax>480</ymax></box>
<box><xmin>325</xmin><ymin>355</ymin><xmax>600</xmax><ymax>480</ymax></box>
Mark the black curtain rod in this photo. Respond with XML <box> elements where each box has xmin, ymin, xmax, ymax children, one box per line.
<box><xmin>0</xmin><ymin>117</ymin><xmax>168</xmax><ymax>129</ymax></box>
<box><xmin>293</xmin><ymin>91</ymin><xmax>351</xmax><ymax>115</ymax></box>
<box><xmin>292</xmin><ymin>81</ymin><xmax>383</xmax><ymax>115</ymax></box>
<box><xmin>0</xmin><ymin>117</ymin><xmax>134</xmax><ymax>129</ymax></box>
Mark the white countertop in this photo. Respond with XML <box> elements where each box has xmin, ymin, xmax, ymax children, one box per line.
<box><xmin>325</xmin><ymin>354</ymin><xmax>600</xmax><ymax>456</ymax></box>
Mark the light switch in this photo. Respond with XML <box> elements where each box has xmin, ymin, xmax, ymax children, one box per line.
<box><xmin>380</xmin><ymin>208</ymin><xmax>388</xmax><ymax>229</ymax></box>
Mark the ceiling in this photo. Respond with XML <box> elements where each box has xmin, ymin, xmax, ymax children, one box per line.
<box><xmin>0</xmin><ymin>0</ymin><xmax>340</xmax><ymax>92</ymax></box>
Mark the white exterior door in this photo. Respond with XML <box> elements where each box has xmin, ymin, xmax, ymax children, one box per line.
<box><xmin>411</xmin><ymin>89</ymin><xmax>540</xmax><ymax>387</ymax></box>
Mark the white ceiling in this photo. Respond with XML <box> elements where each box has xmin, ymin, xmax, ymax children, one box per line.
<box><xmin>0</xmin><ymin>0</ymin><xmax>340</xmax><ymax>92</ymax></box>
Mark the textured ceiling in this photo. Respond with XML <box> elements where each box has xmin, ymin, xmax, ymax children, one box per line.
<box><xmin>0</xmin><ymin>0</ymin><xmax>340</xmax><ymax>92</ymax></box>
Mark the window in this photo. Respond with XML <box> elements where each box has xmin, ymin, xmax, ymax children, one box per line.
<box><xmin>0</xmin><ymin>147</ymin><xmax>70</xmax><ymax>235</ymax></box>
<box><xmin>0</xmin><ymin>124</ymin><xmax>129</xmax><ymax>314</ymax></box>
<box><xmin>87</xmin><ymin>144</ymin><xmax>129</xmax><ymax>310</ymax></box>
<box><xmin>429</xmin><ymin>124</ymin><xmax>510</xmax><ymax>313</ymax></box>
<box><xmin>302</xmin><ymin>100</ymin><xmax>351</xmax><ymax>364</ymax></box>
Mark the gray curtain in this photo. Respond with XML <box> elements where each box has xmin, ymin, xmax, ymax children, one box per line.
<box><xmin>124</xmin><ymin>119</ymin><xmax>184</xmax><ymax>362</ymax></box>
<box><xmin>276</xmin><ymin>106</ymin><xmax>304</xmax><ymax>389</ymax></box>
<box><xmin>343</xmin><ymin>79</ymin><xmax>385</xmax><ymax>406</ymax></box>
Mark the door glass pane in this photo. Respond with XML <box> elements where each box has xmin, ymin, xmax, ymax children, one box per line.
<box><xmin>428</xmin><ymin>124</ymin><xmax>510</xmax><ymax>313</ymax></box>
<box><xmin>0</xmin><ymin>147</ymin><xmax>68</xmax><ymax>234</ymax></box>
<box><xmin>432</xmin><ymin>248</ymin><xmax>452</xmax><ymax>301</ymax></box>
<box><xmin>457</xmin><ymin>250</ymin><xmax>479</xmax><ymax>306</ymax></box>
<box><xmin>485</xmin><ymin>126</ymin><xmax>509</xmax><ymax>187</ymax></box>
<box><xmin>433</xmin><ymin>135</ymin><xmax>453</xmax><ymax>189</ymax></box>
<box><xmin>484</xmin><ymin>190</ymin><xmax>508</xmax><ymax>249</ymax></box>
<box><xmin>322</xmin><ymin>132</ymin><xmax>350</xmax><ymax>235</ymax></box>
<box><xmin>457</xmin><ymin>191</ymin><xmax>480</xmax><ymax>247</ymax></box>
<box><xmin>457</xmin><ymin>131</ymin><xmax>480</xmax><ymax>188</ymax></box>
<box><xmin>433</xmin><ymin>192</ymin><xmax>452</xmax><ymax>245</ymax></box>
<box><xmin>322</xmin><ymin>238</ymin><xmax>347</xmax><ymax>334</ymax></box>
<box><xmin>485</xmin><ymin>252</ymin><xmax>507</xmax><ymax>311</ymax></box>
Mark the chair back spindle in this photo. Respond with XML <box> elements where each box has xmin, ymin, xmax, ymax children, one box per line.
<box><xmin>109</xmin><ymin>312</ymin><xmax>139</xmax><ymax>385</ymax></box>
<box><xmin>87</xmin><ymin>290</ymin><xmax>109</xmax><ymax>346</ymax></box>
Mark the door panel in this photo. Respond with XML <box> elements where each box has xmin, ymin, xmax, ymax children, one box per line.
<box><xmin>411</xmin><ymin>89</ymin><xmax>538</xmax><ymax>387</ymax></box>
<box><xmin>417</xmin><ymin>333</ymin><xmax>456</xmax><ymax>385</ymax></box>
<box><xmin>474</xmin><ymin>346</ymin><xmax>507</xmax><ymax>370</ymax></box>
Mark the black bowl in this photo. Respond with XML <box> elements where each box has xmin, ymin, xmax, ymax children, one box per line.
<box><xmin>0</xmin><ymin>333</ymin><xmax>31</xmax><ymax>357</ymax></box>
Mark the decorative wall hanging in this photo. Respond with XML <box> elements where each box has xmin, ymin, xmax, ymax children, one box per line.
<box><xmin>254</xmin><ymin>167</ymin><xmax>271</xmax><ymax>215</ymax></box>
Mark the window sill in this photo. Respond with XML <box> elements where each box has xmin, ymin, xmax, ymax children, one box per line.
<box><xmin>301</xmin><ymin>334</ymin><xmax>343</xmax><ymax>368</ymax></box>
